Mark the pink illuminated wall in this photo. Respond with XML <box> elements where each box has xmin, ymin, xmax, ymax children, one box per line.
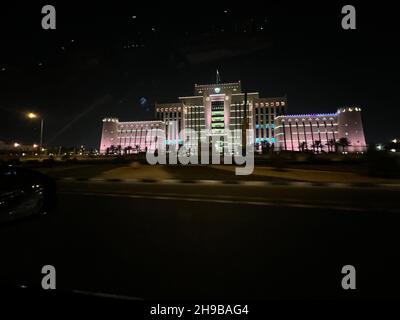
<box><xmin>100</xmin><ymin>119</ymin><xmax>165</xmax><ymax>154</ymax></box>
<box><xmin>337</xmin><ymin>107</ymin><xmax>367</xmax><ymax>152</ymax></box>
<box><xmin>275</xmin><ymin>108</ymin><xmax>367</xmax><ymax>153</ymax></box>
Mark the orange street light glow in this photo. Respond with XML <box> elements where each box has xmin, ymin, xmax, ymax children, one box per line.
<box><xmin>27</xmin><ymin>112</ymin><xmax>38</xmax><ymax>119</ymax></box>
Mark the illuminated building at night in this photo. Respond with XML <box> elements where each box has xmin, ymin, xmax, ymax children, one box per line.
<box><xmin>154</xmin><ymin>81</ymin><xmax>287</xmax><ymax>153</ymax></box>
<box><xmin>275</xmin><ymin>107</ymin><xmax>367</xmax><ymax>152</ymax></box>
<box><xmin>100</xmin><ymin>80</ymin><xmax>286</xmax><ymax>154</ymax></box>
<box><xmin>100</xmin><ymin>119</ymin><xmax>165</xmax><ymax>154</ymax></box>
<box><xmin>100</xmin><ymin>80</ymin><xmax>366</xmax><ymax>154</ymax></box>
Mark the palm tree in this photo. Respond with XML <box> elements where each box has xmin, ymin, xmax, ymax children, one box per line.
<box><xmin>299</xmin><ymin>141</ymin><xmax>307</xmax><ymax>152</ymax></box>
<box><xmin>326</xmin><ymin>139</ymin><xmax>336</xmax><ymax>153</ymax></box>
<box><xmin>109</xmin><ymin>145</ymin><xmax>117</xmax><ymax>154</ymax></box>
<box><xmin>337</xmin><ymin>137</ymin><xmax>351</xmax><ymax>153</ymax></box>
<box><xmin>314</xmin><ymin>140</ymin><xmax>323</xmax><ymax>153</ymax></box>
<box><xmin>262</xmin><ymin>142</ymin><xmax>271</xmax><ymax>154</ymax></box>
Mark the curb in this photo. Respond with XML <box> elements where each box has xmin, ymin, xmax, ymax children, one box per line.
<box><xmin>57</xmin><ymin>177</ymin><xmax>400</xmax><ymax>189</ymax></box>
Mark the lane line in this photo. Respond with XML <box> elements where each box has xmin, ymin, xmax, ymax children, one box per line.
<box><xmin>73</xmin><ymin>290</ymin><xmax>142</xmax><ymax>301</ymax></box>
<box><xmin>59</xmin><ymin>178</ymin><xmax>400</xmax><ymax>190</ymax></box>
<box><xmin>58</xmin><ymin>191</ymin><xmax>400</xmax><ymax>213</ymax></box>
<box><xmin>71</xmin><ymin>190</ymin><xmax>371</xmax><ymax>207</ymax></box>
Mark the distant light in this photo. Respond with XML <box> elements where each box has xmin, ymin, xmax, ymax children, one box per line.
<box><xmin>33</xmin><ymin>144</ymin><xmax>38</xmax><ymax>148</ymax></box>
<box><xmin>132</xmin><ymin>15</ymin><xmax>137</xmax><ymax>19</ymax></box>
<box><xmin>139</xmin><ymin>97</ymin><xmax>148</xmax><ymax>106</ymax></box>
<box><xmin>224</xmin><ymin>10</ymin><xmax>228</xmax><ymax>13</ymax></box>
<box><xmin>27</xmin><ymin>112</ymin><xmax>38</xmax><ymax>119</ymax></box>
<box><xmin>14</xmin><ymin>143</ymin><xmax>20</xmax><ymax>147</ymax></box>
<box><xmin>392</xmin><ymin>139</ymin><xmax>398</xmax><ymax>143</ymax></box>
<box><xmin>1</xmin><ymin>67</ymin><xmax>6</xmax><ymax>71</ymax></box>
<box><xmin>390</xmin><ymin>149</ymin><xmax>396</xmax><ymax>153</ymax></box>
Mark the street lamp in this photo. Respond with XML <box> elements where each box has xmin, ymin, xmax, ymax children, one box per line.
<box><xmin>26</xmin><ymin>112</ymin><xmax>44</xmax><ymax>155</ymax></box>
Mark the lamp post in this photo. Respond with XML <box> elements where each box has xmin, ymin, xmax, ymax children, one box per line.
<box><xmin>27</xmin><ymin>112</ymin><xmax>44</xmax><ymax>155</ymax></box>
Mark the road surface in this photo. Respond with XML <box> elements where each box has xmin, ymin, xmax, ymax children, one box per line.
<box><xmin>1</xmin><ymin>180</ymin><xmax>399</xmax><ymax>300</ymax></box>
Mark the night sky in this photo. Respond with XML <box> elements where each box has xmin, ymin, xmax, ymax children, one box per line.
<box><xmin>0</xmin><ymin>2</ymin><xmax>399</xmax><ymax>149</ymax></box>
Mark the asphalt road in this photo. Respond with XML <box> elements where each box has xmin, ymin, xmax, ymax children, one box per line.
<box><xmin>1</xmin><ymin>181</ymin><xmax>399</xmax><ymax>300</ymax></box>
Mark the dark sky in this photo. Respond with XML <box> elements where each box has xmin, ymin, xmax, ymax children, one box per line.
<box><xmin>0</xmin><ymin>2</ymin><xmax>399</xmax><ymax>148</ymax></box>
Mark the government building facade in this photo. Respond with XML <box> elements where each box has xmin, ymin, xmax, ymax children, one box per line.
<box><xmin>100</xmin><ymin>80</ymin><xmax>366</xmax><ymax>154</ymax></box>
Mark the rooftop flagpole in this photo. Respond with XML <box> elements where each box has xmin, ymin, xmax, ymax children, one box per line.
<box><xmin>216</xmin><ymin>69</ymin><xmax>221</xmax><ymax>84</ymax></box>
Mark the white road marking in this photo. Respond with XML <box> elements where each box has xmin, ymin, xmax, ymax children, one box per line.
<box><xmin>59</xmin><ymin>191</ymin><xmax>400</xmax><ymax>213</ymax></box>
<box><xmin>61</xmin><ymin>178</ymin><xmax>400</xmax><ymax>190</ymax></box>
<box><xmin>73</xmin><ymin>289</ymin><xmax>142</xmax><ymax>301</ymax></box>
